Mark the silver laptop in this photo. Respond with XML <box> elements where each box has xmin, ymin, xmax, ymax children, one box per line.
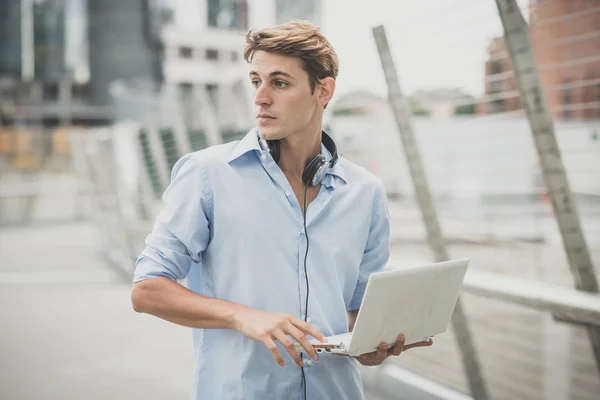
<box><xmin>296</xmin><ymin>258</ymin><xmax>470</xmax><ymax>356</ymax></box>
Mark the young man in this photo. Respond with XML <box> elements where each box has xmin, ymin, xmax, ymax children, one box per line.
<box><xmin>131</xmin><ymin>21</ymin><xmax>432</xmax><ymax>400</ymax></box>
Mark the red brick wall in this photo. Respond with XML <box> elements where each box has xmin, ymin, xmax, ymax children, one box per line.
<box><xmin>481</xmin><ymin>0</ymin><xmax>600</xmax><ymax>120</ymax></box>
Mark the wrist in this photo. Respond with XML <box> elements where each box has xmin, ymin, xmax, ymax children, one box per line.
<box><xmin>228</xmin><ymin>303</ymin><xmax>246</xmax><ymax>331</ymax></box>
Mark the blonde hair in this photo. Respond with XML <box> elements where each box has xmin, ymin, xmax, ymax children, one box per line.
<box><xmin>243</xmin><ymin>21</ymin><xmax>339</xmax><ymax>94</ymax></box>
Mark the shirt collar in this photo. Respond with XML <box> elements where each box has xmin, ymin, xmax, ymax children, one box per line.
<box><xmin>227</xmin><ymin>128</ymin><xmax>262</xmax><ymax>162</ymax></box>
<box><xmin>228</xmin><ymin>128</ymin><xmax>347</xmax><ymax>184</ymax></box>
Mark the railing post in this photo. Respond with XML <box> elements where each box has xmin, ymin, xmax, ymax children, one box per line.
<box><xmin>372</xmin><ymin>25</ymin><xmax>490</xmax><ymax>400</ymax></box>
<box><xmin>495</xmin><ymin>0</ymin><xmax>600</xmax><ymax>374</ymax></box>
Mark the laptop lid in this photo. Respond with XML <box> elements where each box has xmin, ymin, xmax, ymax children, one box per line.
<box><xmin>346</xmin><ymin>258</ymin><xmax>470</xmax><ymax>356</ymax></box>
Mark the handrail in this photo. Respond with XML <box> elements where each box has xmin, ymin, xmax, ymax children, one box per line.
<box><xmin>462</xmin><ymin>270</ymin><xmax>600</xmax><ymax>326</ymax></box>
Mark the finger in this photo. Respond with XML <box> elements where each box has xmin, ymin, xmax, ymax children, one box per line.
<box><xmin>404</xmin><ymin>339</ymin><xmax>433</xmax><ymax>351</ymax></box>
<box><xmin>273</xmin><ymin>330</ymin><xmax>304</xmax><ymax>368</ymax></box>
<box><xmin>283</xmin><ymin>322</ymin><xmax>318</xmax><ymax>361</ymax></box>
<box><xmin>376</xmin><ymin>342</ymin><xmax>388</xmax><ymax>361</ymax></box>
<box><xmin>390</xmin><ymin>334</ymin><xmax>406</xmax><ymax>356</ymax></box>
<box><xmin>262</xmin><ymin>336</ymin><xmax>286</xmax><ymax>367</ymax></box>
<box><xmin>356</xmin><ymin>352</ymin><xmax>382</xmax><ymax>366</ymax></box>
<box><xmin>290</xmin><ymin>317</ymin><xmax>327</xmax><ymax>343</ymax></box>
<box><xmin>356</xmin><ymin>352</ymin><xmax>375</xmax><ymax>359</ymax></box>
<box><xmin>356</xmin><ymin>347</ymin><xmax>383</xmax><ymax>362</ymax></box>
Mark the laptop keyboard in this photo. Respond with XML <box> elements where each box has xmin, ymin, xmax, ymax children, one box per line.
<box><xmin>324</xmin><ymin>332</ymin><xmax>352</xmax><ymax>344</ymax></box>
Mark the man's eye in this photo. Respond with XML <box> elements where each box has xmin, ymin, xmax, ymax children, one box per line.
<box><xmin>275</xmin><ymin>81</ymin><xmax>288</xmax><ymax>88</ymax></box>
<box><xmin>251</xmin><ymin>80</ymin><xmax>260</xmax><ymax>87</ymax></box>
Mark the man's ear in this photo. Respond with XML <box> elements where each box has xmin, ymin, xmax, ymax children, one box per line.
<box><xmin>317</xmin><ymin>77</ymin><xmax>336</xmax><ymax>108</ymax></box>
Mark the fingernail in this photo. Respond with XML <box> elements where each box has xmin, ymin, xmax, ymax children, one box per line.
<box><xmin>400</xmin><ymin>334</ymin><xmax>405</xmax><ymax>341</ymax></box>
<box><xmin>312</xmin><ymin>354</ymin><xmax>319</xmax><ymax>361</ymax></box>
<box><xmin>321</xmin><ymin>337</ymin><xmax>327</xmax><ymax>342</ymax></box>
<box><xmin>279</xmin><ymin>361</ymin><xmax>285</xmax><ymax>366</ymax></box>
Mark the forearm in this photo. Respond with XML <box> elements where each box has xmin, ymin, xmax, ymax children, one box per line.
<box><xmin>131</xmin><ymin>277</ymin><xmax>244</xmax><ymax>330</ymax></box>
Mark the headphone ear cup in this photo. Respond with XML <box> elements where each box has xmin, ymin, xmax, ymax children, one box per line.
<box><xmin>302</xmin><ymin>155</ymin><xmax>327</xmax><ymax>186</ymax></box>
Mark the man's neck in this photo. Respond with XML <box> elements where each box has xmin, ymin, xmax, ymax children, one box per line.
<box><xmin>277</xmin><ymin>127</ymin><xmax>322</xmax><ymax>184</ymax></box>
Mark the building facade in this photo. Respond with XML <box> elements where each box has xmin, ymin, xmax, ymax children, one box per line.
<box><xmin>0</xmin><ymin>0</ymin><xmax>323</xmax><ymax>130</ymax></box>
<box><xmin>479</xmin><ymin>0</ymin><xmax>600</xmax><ymax>120</ymax></box>
<box><xmin>156</xmin><ymin>0</ymin><xmax>323</xmax><ymax>134</ymax></box>
<box><xmin>275</xmin><ymin>0</ymin><xmax>322</xmax><ymax>27</ymax></box>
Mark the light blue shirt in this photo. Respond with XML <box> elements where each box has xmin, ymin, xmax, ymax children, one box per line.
<box><xmin>133</xmin><ymin>128</ymin><xmax>391</xmax><ymax>400</ymax></box>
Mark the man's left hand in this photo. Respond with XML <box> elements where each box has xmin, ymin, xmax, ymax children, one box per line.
<box><xmin>353</xmin><ymin>334</ymin><xmax>433</xmax><ymax>367</ymax></box>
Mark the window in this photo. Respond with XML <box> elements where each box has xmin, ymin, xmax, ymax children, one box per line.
<box><xmin>490</xmin><ymin>99</ymin><xmax>504</xmax><ymax>113</ymax></box>
<box><xmin>33</xmin><ymin>0</ymin><xmax>67</xmax><ymax>81</ymax></box>
<box><xmin>490</xmin><ymin>79</ymin><xmax>503</xmax><ymax>93</ymax></box>
<box><xmin>206</xmin><ymin>84</ymin><xmax>219</xmax><ymax>107</ymax></box>
<box><xmin>490</xmin><ymin>60</ymin><xmax>503</xmax><ymax>75</ymax></box>
<box><xmin>179</xmin><ymin>47</ymin><xmax>193</xmax><ymax>58</ymax></box>
<box><xmin>562</xmin><ymin>85</ymin><xmax>573</xmax><ymax>120</ymax></box>
<box><xmin>43</xmin><ymin>82</ymin><xmax>59</xmax><ymax>101</ymax></box>
<box><xmin>276</xmin><ymin>0</ymin><xmax>319</xmax><ymax>25</ymax></box>
<box><xmin>178</xmin><ymin>82</ymin><xmax>196</xmax><ymax>127</ymax></box>
<box><xmin>563</xmin><ymin>86</ymin><xmax>572</xmax><ymax>105</ymax></box>
<box><xmin>178</xmin><ymin>82</ymin><xmax>194</xmax><ymax>101</ymax></box>
<box><xmin>208</xmin><ymin>0</ymin><xmax>248</xmax><ymax>30</ymax></box>
<box><xmin>206</xmin><ymin>49</ymin><xmax>219</xmax><ymax>60</ymax></box>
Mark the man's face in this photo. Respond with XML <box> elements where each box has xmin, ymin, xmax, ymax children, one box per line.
<box><xmin>249</xmin><ymin>51</ymin><xmax>320</xmax><ymax>141</ymax></box>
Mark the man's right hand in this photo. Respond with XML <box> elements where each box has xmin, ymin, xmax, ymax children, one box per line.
<box><xmin>233</xmin><ymin>307</ymin><xmax>327</xmax><ymax>367</ymax></box>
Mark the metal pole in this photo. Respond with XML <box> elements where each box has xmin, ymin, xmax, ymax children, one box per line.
<box><xmin>372</xmin><ymin>25</ymin><xmax>489</xmax><ymax>400</ymax></box>
<box><xmin>144</xmin><ymin>120</ymin><xmax>171</xmax><ymax>191</ymax></box>
<box><xmin>194</xmin><ymin>85</ymin><xmax>223</xmax><ymax>147</ymax></box>
<box><xmin>161</xmin><ymin>84</ymin><xmax>193</xmax><ymax>156</ymax></box>
<box><xmin>494</xmin><ymin>0</ymin><xmax>600</xmax><ymax>373</ymax></box>
<box><xmin>21</xmin><ymin>0</ymin><xmax>34</xmax><ymax>82</ymax></box>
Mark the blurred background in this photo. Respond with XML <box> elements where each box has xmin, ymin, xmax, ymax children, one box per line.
<box><xmin>1</xmin><ymin>0</ymin><xmax>599</xmax><ymax>399</ymax></box>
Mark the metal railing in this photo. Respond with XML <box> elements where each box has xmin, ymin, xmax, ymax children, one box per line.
<box><xmin>71</xmin><ymin>116</ymin><xmax>600</xmax><ymax>400</ymax></box>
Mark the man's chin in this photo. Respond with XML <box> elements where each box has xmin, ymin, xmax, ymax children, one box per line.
<box><xmin>257</xmin><ymin>128</ymin><xmax>285</xmax><ymax>141</ymax></box>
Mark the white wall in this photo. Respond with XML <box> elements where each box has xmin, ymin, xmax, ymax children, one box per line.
<box><xmin>248</xmin><ymin>0</ymin><xmax>277</xmax><ymax>29</ymax></box>
<box><xmin>330</xmin><ymin>110</ymin><xmax>600</xmax><ymax>199</ymax></box>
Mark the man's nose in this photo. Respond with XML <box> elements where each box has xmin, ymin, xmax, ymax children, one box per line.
<box><xmin>253</xmin><ymin>84</ymin><xmax>272</xmax><ymax>106</ymax></box>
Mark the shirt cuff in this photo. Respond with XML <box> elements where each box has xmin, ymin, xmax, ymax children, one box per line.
<box><xmin>133</xmin><ymin>256</ymin><xmax>179</xmax><ymax>283</ymax></box>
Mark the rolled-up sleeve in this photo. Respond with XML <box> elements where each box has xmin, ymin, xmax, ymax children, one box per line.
<box><xmin>348</xmin><ymin>180</ymin><xmax>391</xmax><ymax>311</ymax></box>
<box><xmin>133</xmin><ymin>153</ymin><xmax>212</xmax><ymax>283</ymax></box>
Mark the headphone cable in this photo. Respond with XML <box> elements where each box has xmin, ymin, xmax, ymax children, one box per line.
<box><xmin>301</xmin><ymin>184</ymin><xmax>309</xmax><ymax>400</ymax></box>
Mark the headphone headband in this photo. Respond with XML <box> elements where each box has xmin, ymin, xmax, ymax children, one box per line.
<box><xmin>262</xmin><ymin>131</ymin><xmax>339</xmax><ymax>186</ymax></box>
<box><xmin>265</xmin><ymin>131</ymin><xmax>338</xmax><ymax>165</ymax></box>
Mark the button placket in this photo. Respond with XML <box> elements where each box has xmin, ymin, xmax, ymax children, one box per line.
<box><xmin>298</xmin><ymin>227</ymin><xmax>309</xmax><ymax>326</ymax></box>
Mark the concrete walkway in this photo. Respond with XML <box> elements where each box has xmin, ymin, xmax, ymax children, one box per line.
<box><xmin>0</xmin><ymin>222</ymin><xmax>196</xmax><ymax>399</ymax></box>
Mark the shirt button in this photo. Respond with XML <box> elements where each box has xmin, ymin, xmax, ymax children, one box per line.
<box><xmin>306</xmin><ymin>360</ymin><xmax>313</xmax><ymax>367</ymax></box>
<box><xmin>260</xmin><ymin>154</ymin><xmax>267</xmax><ymax>160</ymax></box>
<box><xmin>306</xmin><ymin>317</ymin><xmax>312</xmax><ymax>323</ymax></box>
<box><xmin>285</xmin><ymin>190</ymin><xmax>291</xmax><ymax>196</ymax></box>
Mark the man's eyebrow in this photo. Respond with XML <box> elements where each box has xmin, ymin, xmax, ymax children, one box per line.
<box><xmin>249</xmin><ymin>71</ymin><xmax>294</xmax><ymax>79</ymax></box>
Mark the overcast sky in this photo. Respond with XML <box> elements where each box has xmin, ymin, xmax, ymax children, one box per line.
<box><xmin>322</xmin><ymin>0</ymin><xmax>531</xmax><ymax>98</ymax></box>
